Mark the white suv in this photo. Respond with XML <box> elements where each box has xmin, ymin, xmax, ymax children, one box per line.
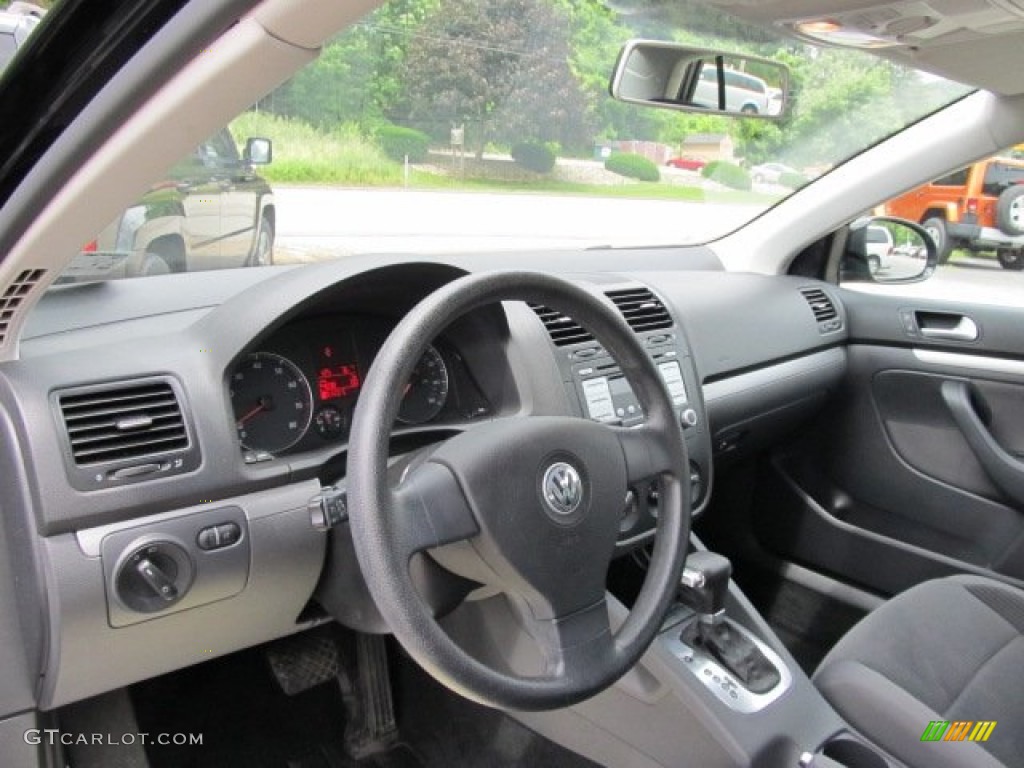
<box><xmin>692</xmin><ymin>64</ymin><xmax>769</xmax><ymax>114</ymax></box>
<box><xmin>865</xmin><ymin>225</ymin><xmax>894</xmax><ymax>274</ymax></box>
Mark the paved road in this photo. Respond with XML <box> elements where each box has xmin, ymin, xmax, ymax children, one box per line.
<box><xmin>273</xmin><ymin>186</ymin><xmax>1023</xmax><ymax>305</ymax></box>
<box><xmin>273</xmin><ymin>186</ymin><xmax>755</xmax><ymax>259</ymax></box>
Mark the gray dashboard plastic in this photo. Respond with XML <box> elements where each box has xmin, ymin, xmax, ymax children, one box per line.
<box><xmin>39</xmin><ymin>481</ymin><xmax>324</xmax><ymax>709</ymax></box>
<box><xmin>0</xmin><ymin>401</ymin><xmax>43</xmax><ymax>718</ymax></box>
<box><xmin>1</xmin><ymin>254</ymin><xmax>850</xmax><ymax>717</ymax></box>
<box><xmin>649</xmin><ymin>273</ymin><xmax>846</xmax><ymax>381</ymax></box>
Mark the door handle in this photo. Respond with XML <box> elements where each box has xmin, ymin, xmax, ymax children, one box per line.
<box><xmin>941</xmin><ymin>380</ymin><xmax>1024</xmax><ymax>507</ymax></box>
<box><xmin>918</xmin><ymin>315</ymin><xmax>978</xmax><ymax>342</ymax></box>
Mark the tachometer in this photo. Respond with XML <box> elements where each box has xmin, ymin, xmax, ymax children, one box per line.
<box><xmin>231</xmin><ymin>352</ymin><xmax>313</xmax><ymax>453</ymax></box>
<box><xmin>397</xmin><ymin>345</ymin><xmax>450</xmax><ymax>425</ymax></box>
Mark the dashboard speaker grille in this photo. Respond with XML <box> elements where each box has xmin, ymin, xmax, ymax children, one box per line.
<box><xmin>0</xmin><ymin>268</ymin><xmax>47</xmax><ymax>346</ymax></box>
<box><xmin>800</xmin><ymin>287</ymin><xmax>838</xmax><ymax>323</ymax></box>
<box><xmin>606</xmin><ymin>288</ymin><xmax>673</xmax><ymax>332</ymax></box>
<box><xmin>58</xmin><ymin>380</ymin><xmax>189</xmax><ymax>466</ymax></box>
<box><xmin>529</xmin><ymin>303</ymin><xmax>595</xmax><ymax>347</ymax></box>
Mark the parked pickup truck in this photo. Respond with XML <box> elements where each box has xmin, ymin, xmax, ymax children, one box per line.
<box><xmin>881</xmin><ymin>154</ymin><xmax>1024</xmax><ymax>269</ymax></box>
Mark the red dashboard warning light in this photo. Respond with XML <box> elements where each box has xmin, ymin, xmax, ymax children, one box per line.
<box><xmin>318</xmin><ymin>364</ymin><xmax>360</xmax><ymax>401</ymax></box>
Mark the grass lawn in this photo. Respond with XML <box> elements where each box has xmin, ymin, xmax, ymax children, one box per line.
<box><xmin>231</xmin><ymin>112</ymin><xmax>779</xmax><ymax>206</ymax></box>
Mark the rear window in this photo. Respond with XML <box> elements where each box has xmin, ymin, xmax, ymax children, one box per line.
<box><xmin>982</xmin><ymin>162</ymin><xmax>1024</xmax><ymax>196</ymax></box>
<box><xmin>700</xmin><ymin>68</ymin><xmax>765</xmax><ymax>94</ymax></box>
<box><xmin>724</xmin><ymin>70</ymin><xmax>764</xmax><ymax>93</ymax></box>
<box><xmin>867</xmin><ymin>229</ymin><xmax>889</xmax><ymax>243</ymax></box>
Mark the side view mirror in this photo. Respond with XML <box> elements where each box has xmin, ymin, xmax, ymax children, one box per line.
<box><xmin>244</xmin><ymin>137</ymin><xmax>272</xmax><ymax>165</ymax></box>
<box><xmin>841</xmin><ymin>216</ymin><xmax>938</xmax><ymax>284</ymax></box>
<box><xmin>610</xmin><ymin>40</ymin><xmax>789</xmax><ymax>119</ymax></box>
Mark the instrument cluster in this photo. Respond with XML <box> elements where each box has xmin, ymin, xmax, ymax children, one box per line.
<box><xmin>229</xmin><ymin>315</ymin><xmax>490</xmax><ymax>459</ymax></box>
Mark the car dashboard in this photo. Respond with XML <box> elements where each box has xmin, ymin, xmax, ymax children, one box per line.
<box><xmin>1</xmin><ymin>252</ymin><xmax>848</xmax><ymax>712</ymax></box>
<box><xmin>231</xmin><ymin>314</ymin><xmax>495</xmax><ymax>461</ymax></box>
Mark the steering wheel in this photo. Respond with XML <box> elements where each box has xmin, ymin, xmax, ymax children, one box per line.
<box><xmin>347</xmin><ymin>271</ymin><xmax>690</xmax><ymax>711</ymax></box>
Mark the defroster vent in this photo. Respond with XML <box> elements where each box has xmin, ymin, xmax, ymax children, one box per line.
<box><xmin>0</xmin><ymin>268</ymin><xmax>47</xmax><ymax>347</ymax></box>
<box><xmin>60</xmin><ymin>380</ymin><xmax>189</xmax><ymax>465</ymax></box>
<box><xmin>606</xmin><ymin>288</ymin><xmax>673</xmax><ymax>333</ymax></box>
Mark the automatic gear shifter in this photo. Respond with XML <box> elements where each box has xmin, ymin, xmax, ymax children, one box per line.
<box><xmin>678</xmin><ymin>551</ymin><xmax>781</xmax><ymax>694</ymax></box>
<box><xmin>678</xmin><ymin>551</ymin><xmax>731</xmax><ymax>622</ymax></box>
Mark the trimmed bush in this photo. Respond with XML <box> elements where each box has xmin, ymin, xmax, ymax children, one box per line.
<box><xmin>778</xmin><ymin>170</ymin><xmax>809</xmax><ymax>190</ymax></box>
<box><xmin>511</xmin><ymin>142</ymin><xmax>556</xmax><ymax>173</ymax></box>
<box><xmin>702</xmin><ymin>160</ymin><xmax>751</xmax><ymax>191</ymax></box>
<box><xmin>604</xmin><ymin>153</ymin><xmax>660</xmax><ymax>182</ymax></box>
<box><xmin>377</xmin><ymin>125</ymin><xmax>430</xmax><ymax>164</ymax></box>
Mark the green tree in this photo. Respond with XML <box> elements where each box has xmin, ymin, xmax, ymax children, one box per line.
<box><xmin>400</xmin><ymin>0</ymin><xmax>591</xmax><ymax>156</ymax></box>
<box><xmin>262</xmin><ymin>0</ymin><xmax>440</xmax><ymax>129</ymax></box>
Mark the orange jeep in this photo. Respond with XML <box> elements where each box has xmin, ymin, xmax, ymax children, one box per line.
<box><xmin>881</xmin><ymin>154</ymin><xmax>1024</xmax><ymax>269</ymax></box>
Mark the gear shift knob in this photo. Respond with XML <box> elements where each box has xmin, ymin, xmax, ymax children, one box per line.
<box><xmin>678</xmin><ymin>551</ymin><xmax>732</xmax><ymax>622</ymax></box>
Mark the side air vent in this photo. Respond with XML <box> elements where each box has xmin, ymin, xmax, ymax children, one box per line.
<box><xmin>59</xmin><ymin>380</ymin><xmax>189</xmax><ymax>465</ymax></box>
<box><xmin>606</xmin><ymin>288</ymin><xmax>673</xmax><ymax>332</ymax></box>
<box><xmin>56</xmin><ymin>378</ymin><xmax>200</xmax><ymax>490</ymax></box>
<box><xmin>530</xmin><ymin>303</ymin><xmax>595</xmax><ymax>347</ymax></box>
<box><xmin>800</xmin><ymin>287</ymin><xmax>843</xmax><ymax>333</ymax></box>
<box><xmin>0</xmin><ymin>268</ymin><xmax>47</xmax><ymax>346</ymax></box>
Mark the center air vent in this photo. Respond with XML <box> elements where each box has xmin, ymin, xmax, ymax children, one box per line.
<box><xmin>56</xmin><ymin>378</ymin><xmax>199</xmax><ymax>490</ymax></box>
<box><xmin>606</xmin><ymin>288</ymin><xmax>673</xmax><ymax>333</ymax></box>
<box><xmin>800</xmin><ymin>287</ymin><xmax>842</xmax><ymax>333</ymax></box>
<box><xmin>530</xmin><ymin>304</ymin><xmax>595</xmax><ymax>347</ymax></box>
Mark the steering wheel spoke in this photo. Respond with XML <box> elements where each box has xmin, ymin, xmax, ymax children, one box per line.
<box><xmin>614</xmin><ymin>423</ymin><xmax>676</xmax><ymax>485</ymax></box>
<box><xmin>519</xmin><ymin>597</ymin><xmax>616</xmax><ymax>680</ymax></box>
<box><xmin>391</xmin><ymin>461</ymin><xmax>479</xmax><ymax>558</ymax></box>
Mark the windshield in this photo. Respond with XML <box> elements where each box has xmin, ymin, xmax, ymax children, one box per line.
<box><xmin>38</xmin><ymin>0</ymin><xmax>971</xmax><ymax>281</ymax></box>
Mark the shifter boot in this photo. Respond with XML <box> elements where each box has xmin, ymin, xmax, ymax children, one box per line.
<box><xmin>682</xmin><ymin>620</ymin><xmax>781</xmax><ymax>694</ymax></box>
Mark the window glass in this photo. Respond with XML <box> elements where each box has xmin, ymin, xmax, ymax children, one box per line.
<box><xmin>982</xmin><ymin>163</ymin><xmax>1024</xmax><ymax>196</ymax></box>
<box><xmin>933</xmin><ymin>168</ymin><xmax>969</xmax><ymax>187</ymax></box>
<box><xmin>848</xmin><ymin>146</ymin><xmax>1024</xmax><ymax>305</ymax></box>
<box><xmin>54</xmin><ymin>0</ymin><xmax>971</xmax><ymax>286</ymax></box>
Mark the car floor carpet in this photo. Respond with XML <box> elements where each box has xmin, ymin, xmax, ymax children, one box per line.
<box><xmin>729</xmin><ymin>562</ymin><xmax>866</xmax><ymax>675</ymax></box>
<box><xmin>389</xmin><ymin>644</ymin><xmax>600</xmax><ymax>768</ymax></box>
<box><xmin>129</xmin><ymin>633</ymin><xmax>599</xmax><ymax>768</ymax></box>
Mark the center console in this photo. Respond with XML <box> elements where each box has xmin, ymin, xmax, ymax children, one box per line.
<box><xmin>534</xmin><ymin>284</ymin><xmax>713</xmax><ymax>546</ymax></box>
<box><xmin>511</xmin><ymin>284</ymin><xmax>897</xmax><ymax>765</ymax></box>
<box><xmin>506</xmin><ymin>540</ymin><xmax>904</xmax><ymax>767</ymax></box>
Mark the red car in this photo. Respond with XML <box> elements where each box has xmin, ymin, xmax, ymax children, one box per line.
<box><xmin>666</xmin><ymin>156</ymin><xmax>707</xmax><ymax>171</ymax></box>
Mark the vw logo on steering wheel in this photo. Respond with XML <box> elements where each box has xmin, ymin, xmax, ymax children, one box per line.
<box><xmin>542</xmin><ymin>462</ymin><xmax>584</xmax><ymax>516</ymax></box>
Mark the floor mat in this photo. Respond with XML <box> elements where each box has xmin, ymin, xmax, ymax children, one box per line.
<box><xmin>391</xmin><ymin>647</ymin><xmax>600</xmax><ymax>768</ymax></box>
<box><xmin>132</xmin><ymin>644</ymin><xmax>357</xmax><ymax>768</ymax></box>
<box><xmin>130</xmin><ymin>628</ymin><xmax>599</xmax><ymax>768</ymax></box>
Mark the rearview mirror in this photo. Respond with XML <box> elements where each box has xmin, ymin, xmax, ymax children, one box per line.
<box><xmin>840</xmin><ymin>217</ymin><xmax>938</xmax><ymax>284</ymax></box>
<box><xmin>610</xmin><ymin>40</ymin><xmax>789</xmax><ymax>119</ymax></box>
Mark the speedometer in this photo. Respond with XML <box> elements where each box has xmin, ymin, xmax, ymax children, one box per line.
<box><xmin>397</xmin><ymin>345</ymin><xmax>450</xmax><ymax>425</ymax></box>
<box><xmin>230</xmin><ymin>352</ymin><xmax>313</xmax><ymax>454</ymax></box>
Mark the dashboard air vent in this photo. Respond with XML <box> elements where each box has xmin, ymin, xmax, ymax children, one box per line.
<box><xmin>800</xmin><ymin>288</ymin><xmax>837</xmax><ymax>322</ymax></box>
<box><xmin>0</xmin><ymin>268</ymin><xmax>47</xmax><ymax>346</ymax></box>
<box><xmin>59</xmin><ymin>380</ymin><xmax>189</xmax><ymax>466</ymax></box>
<box><xmin>606</xmin><ymin>288</ymin><xmax>673</xmax><ymax>333</ymax></box>
<box><xmin>530</xmin><ymin>304</ymin><xmax>595</xmax><ymax>347</ymax></box>
<box><xmin>800</xmin><ymin>287</ymin><xmax>842</xmax><ymax>333</ymax></box>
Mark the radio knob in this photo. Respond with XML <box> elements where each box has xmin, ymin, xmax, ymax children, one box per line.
<box><xmin>680</xmin><ymin>408</ymin><xmax>698</xmax><ymax>428</ymax></box>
